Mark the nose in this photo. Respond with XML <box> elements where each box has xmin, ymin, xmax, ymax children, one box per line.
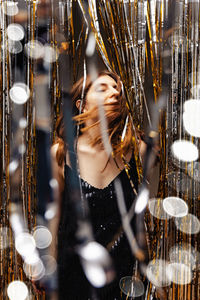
<box><xmin>107</xmin><ymin>86</ymin><xmax>119</xmax><ymax>101</ymax></box>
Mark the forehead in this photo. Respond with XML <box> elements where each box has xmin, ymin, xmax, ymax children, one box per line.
<box><xmin>90</xmin><ymin>75</ymin><xmax>117</xmax><ymax>89</ymax></box>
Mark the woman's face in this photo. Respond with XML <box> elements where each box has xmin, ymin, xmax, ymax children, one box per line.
<box><xmin>84</xmin><ymin>75</ymin><xmax>120</xmax><ymax>111</ymax></box>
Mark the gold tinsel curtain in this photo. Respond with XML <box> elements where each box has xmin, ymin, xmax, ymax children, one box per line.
<box><xmin>0</xmin><ymin>1</ymin><xmax>200</xmax><ymax>299</ymax></box>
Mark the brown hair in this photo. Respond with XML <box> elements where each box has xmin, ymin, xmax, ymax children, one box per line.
<box><xmin>55</xmin><ymin>70</ymin><xmax>135</xmax><ymax>167</ymax></box>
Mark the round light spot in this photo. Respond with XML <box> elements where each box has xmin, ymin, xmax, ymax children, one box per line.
<box><xmin>7</xmin><ymin>280</ymin><xmax>28</xmax><ymax>300</ymax></box>
<box><xmin>43</xmin><ymin>44</ymin><xmax>58</xmax><ymax>63</ymax></box>
<box><xmin>18</xmin><ymin>144</ymin><xmax>26</xmax><ymax>155</ymax></box>
<box><xmin>41</xmin><ymin>255</ymin><xmax>57</xmax><ymax>276</ymax></box>
<box><xmin>24</xmin><ymin>40</ymin><xmax>44</xmax><ymax>59</ymax></box>
<box><xmin>183</xmin><ymin>100</ymin><xmax>200</xmax><ymax>137</ymax></box>
<box><xmin>148</xmin><ymin>198</ymin><xmax>171</xmax><ymax>220</ymax></box>
<box><xmin>2</xmin><ymin>2</ymin><xmax>19</xmax><ymax>16</ymax></box>
<box><xmin>169</xmin><ymin>244</ymin><xmax>197</xmax><ymax>270</ymax></box>
<box><xmin>49</xmin><ymin>178</ymin><xmax>58</xmax><ymax>189</ymax></box>
<box><xmin>81</xmin><ymin>261</ymin><xmax>106</xmax><ymax>288</ymax></box>
<box><xmin>23</xmin><ymin>259</ymin><xmax>45</xmax><ymax>281</ymax></box>
<box><xmin>163</xmin><ymin>197</ymin><xmax>188</xmax><ymax>218</ymax></box>
<box><xmin>167</xmin><ymin>263</ymin><xmax>192</xmax><ymax>285</ymax></box>
<box><xmin>175</xmin><ymin>213</ymin><xmax>200</xmax><ymax>234</ymax></box>
<box><xmin>44</xmin><ymin>203</ymin><xmax>57</xmax><ymax>220</ymax></box>
<box><xmin>33</xmin><ymin>226</ymin><xmax>52</xmax><ymax>249</ymax></box>
<box><xmin>119</xmin><ymin>276</ymin><xmax>144</xmax><ymax>298</ymax></box>
<box><xmin>146</xmin><ymin>259</ymin><xmax>171</xmax><ymax>287</ymax></box>
<box><xmin>15</xmin><ymin>232</ymin><xmax>36</xmax><ymax>258</ymax></box>
<box><xmin>19</xmin><ymin>117</ymin><xmax>28</xmax><ymax>129</ymax></box>
<box><xmin>9</xmin><ymin>83</ymin><xmax>30</xmax><ymax>105</ymax></box>
<box><xmin>7</xmin><ymin>24</ymin><xmax>24</xmax><ymax>41</ymax></box>
<box><xmin>8</xmin><ymin>41</ymin><xmax>23</xmax><ymax>54</ymax></box>
<box><xmin>8</xmin><ymin>160</ymin><xmax>19</xmax><ymax>174</ymax></box>
<box><xmin>171</xmin><ymin>140</ymin><xmax>198</xmax><ymax>162</ymax></box>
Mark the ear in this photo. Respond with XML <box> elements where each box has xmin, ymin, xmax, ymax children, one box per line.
<box><xmin>76</xmin><ymin>99</ymin><xmax>86</xmax><ymax>113</ymax></box>
<box><xmin>76</xmin><ymin>99</ymin><xmax>81</xmax><ymax>111</ymax></box>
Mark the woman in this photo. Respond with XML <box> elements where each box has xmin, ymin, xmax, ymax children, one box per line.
<box><xmin>51</xmin><ymin>70</ymin><xmax>147</xmax><ymax>299</ymax></box>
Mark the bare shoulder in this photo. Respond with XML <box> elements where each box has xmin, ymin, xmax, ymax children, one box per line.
<box><xmin>51</xmin><ymin>143</ymin><xmax>59</xmax><ymax>159</ymax></box>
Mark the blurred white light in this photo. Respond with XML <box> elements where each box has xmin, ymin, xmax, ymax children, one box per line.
<box><xmin>18</xmin><ymin>144</ymin><xmax>26</xmax><ymax>155</ymax></box>
<box><xmin>24</xmin><ymin>40</ymin><xmax>44</xmax><ymax>59</ymax></box>
<box><xmin>8</xmin><ymin>160</ymin><xmax>19</xmax><ymax>174</ymax></box>
<box><xmin>135</xmin><ymin>187</ymin><xmax>149</xmax><ymax>214</ymax></box>
<box><xmin>44</xmin><ymin>203</ymin><xmax>57</xmax><ymax>220</ymax></box>
<box><xmin>148</xmin><ymin>198</ymin><xmax>171</xmax><ymax>220</ymax></box>
<box><xmin>19</xmin><ymin>117</ymin><xmax>28</xmax><ymax>129</ymax></box>
<box><xmin>183</xmin><ymin>112</ymin><xmax>200</xmax><ymax>137</ymax></box>
<box><xmin>49</xmin><ymin>178</ymin><xmax>58</xmax><ymax>189</ymax></box>
<box><xmin>7</xmin><ymin>280</ymin><xmax>28</xmax><ymax>300</ymax></box>
<box><xmin>183</xmin><ymin>99</ymin><xmax>200</xmax><ymax>137</ymax></box>
<box><xmin>24</xmin><ymin>251</ymin><xmax>40</xmax><ymax>265</ymax></box>
<box><xmin>43</xmin><ymin>44</ymin><xmax>58</xmax><ymax>63</ymax></box>
<box><xmin>8</xmin><ymin>41</ymin><xmax>22</xmax><ymax>54</ymax></box>
<box><xmin>175</xmin><ymin>213</ymin><xmax>200</xmax><ymax>234</ymax></box>
<box><xmin>163</xmin><ymin>197</ymin><xmax>188</xmax><ymax>218</ymax></box>
<box><xmin>23</xmin><ymin>259</ymin><xmax>45</xmax><ymax>281</ymax></box>
<box><xmin>15</xmin><ymin>232</ymin><xmax>36</xmax><ymax>258</ymax></box>
<box><xmin>0</xmin><ymin>226</ymin><xmax>10</xmax><ymax>249</ymax></box>
<box><xmin>10</xmin><ymin>213</ymin><xmax>23</xmax><ymax>236</ymax></box>
<box><xmin>184</xmin><ymin>99</ymin><xmax>200</xmax><ymax>113</ymax></box>
<box><xmin>169</xmin><ymin>244</ymin><xmax>197</xmax><ymax>270</ymax></box>
<box><xmin>167</xmin><ymin>263</ymin><xmax>192</xmax><ymax>285</ymax></box>
<box><xmin>9</xmin><ymin>83</ymin><xmax>30</xmax><ymax>105</ymax></box>
<box><xmin>119</xmin><ymin>276</ymin><xmax>144</xmax><ymax>298</ymax></box>
<box><xmin>171</xmin><ymin>140</ymin><xmax>198</xmax><ymax>162</ymax></box>
<box><xmin>82</xmin><ymin>261</ymin><xmax>106</xmax><ymax>288</ymax></box>
<box><xmin>86</xmin><ymin>33</ymin><xmax>96</xmax><ymax>57</ymax></box>
<box><xmin>146</xmin><ymin>259</ymin><xmax>171</xmax><ymax>287</ymax></box>
<box><xmin>33</xmin><ymin>226</ymin><xmax>52</xmax><ymax>249</ymax></box>
<box><xmin>2</xmin><ymin>1</ymin><xmax>19</xmax><ymax>16</ymax></box>
<box><xmin>79</xmin><ymin>241</ymin><xmax>108</xmax><ymax>262</ymax></box>
<box><xmin>41</xmin><ymin>255</ymin><xmax>57</xmax><ymax>276</ymax></box>
<box><xmin>7</xmin><ymin>24</ymin><xmax>24</xmax><ymax>41</ymax></box>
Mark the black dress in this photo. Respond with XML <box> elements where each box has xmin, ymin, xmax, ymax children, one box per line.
<box><xmin>57</xmin><ymin>154</ymin><xmax>145</xmax><ymax>300</ymax></box>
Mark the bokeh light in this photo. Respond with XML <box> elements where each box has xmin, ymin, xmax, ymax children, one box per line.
<box><xmin>15</xmin><ymin>232</ymin><xmax>36</xmax><ymax>258</ymax></box>
<box><xmin>148</xmin><ymin>198</ymin><xmax>171</xmax><ymax>220</ymax></box>
<box><xmin>9</xmin><ymin>83</ymin><xmax>30</xmax><ymax>105</ymax></box>
<box><xmin>163</xmin><ymin>197</ymin><xmax>188</xmax><ymax>218</ymax></box>
<box><xmin>41</xmin><ymin>255</ymin><xmax>57</xmax><ymax>276</ymax></box>
<box><xmin>175</xmin><ymin>213</ymin><xmax>200</xmax><ymax>234</ymax></box>
<box><xmin>24</xmin><ymin>40</ymin><xmax>44</xmax><ymax>59</ymax></box>
<box><xmin>167</xmin><ymin>262</ymin><xmax>192</xmax><ymax>285</ymax></box>
<box><xmin>8</xmin><ymin>41</ymin><xmax>23</xmax><ymax>54</ymax></box>
<box><xmin>119</xmin><ymin>276</ymin><xmax>144</xmax><ymax>298</ymax></box>
<box><xmin>7</xmin><ymin>281</ymin><xmax>28</xmax><ymax>300</ymax></box>
<box><xmin>183</xmin><ymin>99</ymin><xmax>200</xmax><ymax>137</ymax></box>
<box><xmin>169</xmin><ymin>244</ymin><xmax>197</xmax><ymax>270</ymax></box>
<box><xmin>23</xmin><ymin>259</ymin><xmax>45</xmax><ymax>281</ymax></box>
<box><xmin>171</xmin><ymin>140</ymin><xmax>198</xmax><ymax>162</ymax></box>
<box><xmin>7</xmin><ymin>24</ymin><xmax>24</xmax><ymax>41</ymax></box>
<box><xmin>146</xmin><ymin>259</ymin><xmax>171</xmax><ymax>287</ymax></box>
<box><xmin>2</xmin><ymin>1</ymin><xmax>19</xmax><ymax>16</ymax></box>
<box><xmin>33</xmin><ymin>226</ymin><xmax>52</xmax><ymax>249</ymax></box>
<box><xmin>43</xmin><ymin>44</ymin><xmax>58</xmax><ymax>63</ymax></box>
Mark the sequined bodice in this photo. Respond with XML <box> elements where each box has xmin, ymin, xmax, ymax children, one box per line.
<box><xmin>80</xmin><ymin>155</ymin><xmax>138</xmax><ymax>251</ymax></box>
<box><xmin>58</xmin><ymin>154</ymin><xmax>139</xmax><ymax>299</ymax></box>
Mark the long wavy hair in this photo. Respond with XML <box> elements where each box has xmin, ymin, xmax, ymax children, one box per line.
<box><xmin>55</xmin><ymin>70</ymin><xmax>136</xmax><ymax>167</ymax></box>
